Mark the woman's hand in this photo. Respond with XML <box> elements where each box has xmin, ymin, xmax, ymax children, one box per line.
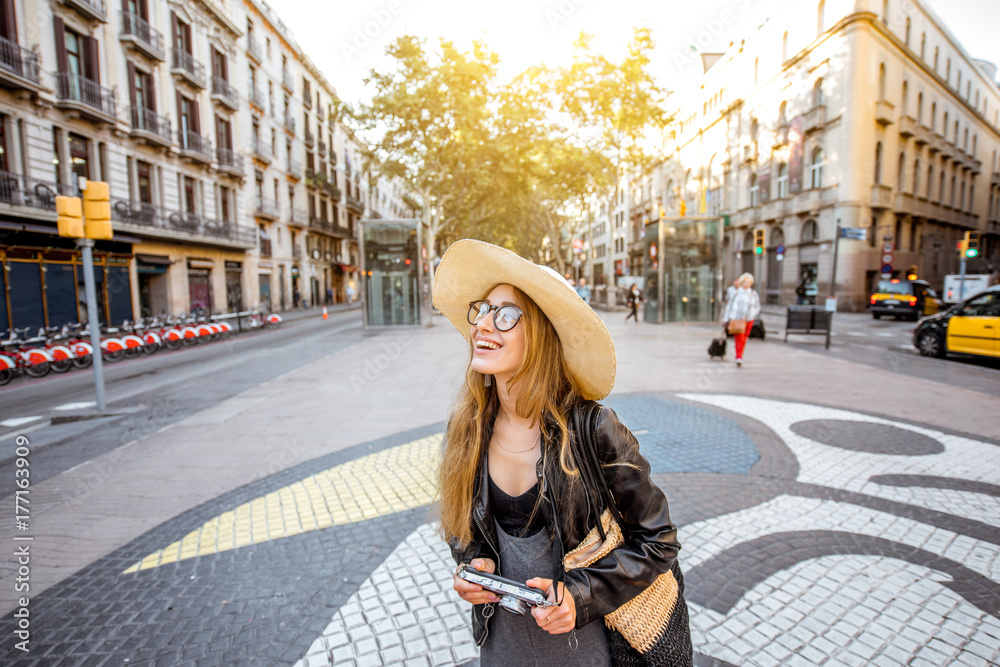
<box><xmin>527</xmin><ymin>577</ymin><xmax>576</xmax><ymax>634</ymax></box>
<box><xmin>453</xmin><ymin>558</ymin><xmax>499</xmax><ymax>605</ymax></box>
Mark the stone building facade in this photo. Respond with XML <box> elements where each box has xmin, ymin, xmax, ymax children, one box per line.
<box><xmin>591</xmin><ymin>0</ymin><xmax>999</xmax><ymax>311</ymax></box>
<box><xmin>0</xmin><ymin>0</ymin><xmax>413</xmax><ymax>333</ymax></box>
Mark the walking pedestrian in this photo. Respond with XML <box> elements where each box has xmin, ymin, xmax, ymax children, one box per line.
<box><xmin>346</xmin><ymin>283</ymin><xmax>356</xmax><ymax>303</ymax></box>
<box><xmin>575</xmin><ymin>277</ymin><xmax>592</xmax><ymax>305</ymax></box>
<box><xmin>624</xmin><ymin>283</ymin><xmax>642</xmax><ymax>323</ymax></box>
<box><xmin>326</xmin><ymin>286</ymin><xmax>334</xmax><ymax>305</ymax></box>
<box><xmin>434</xmin><ymin>240</ymin><xmax>691</xmax><ymax>667</ymax></box>
<box><xmin>723</xmin><ymin>272</ymin><xmax>761</xmax><ymax>367</ymax></box>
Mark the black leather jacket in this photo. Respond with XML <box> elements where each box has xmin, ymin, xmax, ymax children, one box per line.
<box><xmin>449</xmin><ymin>401</ymin><xmax>681</xmax><ymax>646</ymax></box>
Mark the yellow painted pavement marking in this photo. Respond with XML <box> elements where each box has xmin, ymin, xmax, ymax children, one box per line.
<box><xmin>123</xmin><ymin>434</ymin><xmax>443</xmax><ymax>574</ymax></box>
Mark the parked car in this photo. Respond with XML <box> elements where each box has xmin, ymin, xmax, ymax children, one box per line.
<box><xmin>870</xmin><ymin>279</ymin><xmax>941</xmax><ymax>320</ymax></box>
<box><xmin>913</xmin><ymin>284</ymin><xmax>1000</xmax><ymax>359</ymax></box>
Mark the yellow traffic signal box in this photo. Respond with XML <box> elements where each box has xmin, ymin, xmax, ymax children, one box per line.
<box><xmin>964</xmin><ymin>231</ymin><xmax>980</xmax><ymax>258</ymax></box>
<box><xmin>82</xmin><ymin>180</ymin><xmax>113</xmax><ymax>240</ymax></box>
<box><xmin>56</xmin><ymin>195</ymin><xmax>84</xmax><ymax>238</ymax></box>
<box><xmin>753</xmin><ymin>228</ymin><xmax>765</xmax><ymax>255</ymax></box>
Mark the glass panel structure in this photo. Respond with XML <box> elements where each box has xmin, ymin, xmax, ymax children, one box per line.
<box><xmin>360</xmin><ymin>219</ymin><xmax>424</xmax><ymax>327</ymax></box>
<box><xmin>642</xmin><ymin>216</ymin><xmax>724</xmax><ymax>323</ymax></box>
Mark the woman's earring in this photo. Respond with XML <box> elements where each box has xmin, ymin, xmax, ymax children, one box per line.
<box><xmin>484</xmin><ymin>374</ymin><xmax>492</xmax><ymax>388</ymax></box>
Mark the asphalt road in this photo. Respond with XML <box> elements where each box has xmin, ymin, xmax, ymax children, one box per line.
<box><xmin>0</xmin><ymin>308</ymin><xmax>365</xmax><ymax>493</ymax></box>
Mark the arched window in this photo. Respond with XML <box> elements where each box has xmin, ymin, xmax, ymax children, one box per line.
<box><xmin>897</xmin><ymin>152</ymin><xmax>906</xmax><ymax>191</ymax></box>
<box><xmin>817</xmin><ymin>1</ymin><xmax>825</xmax><ymax>37</ymax></box>
<box><xmin>801</xmin><ymin>219</ymin><xmax>819</xmax><ymax>243</ymax></box>
<box><xmin>875</xmin><ymin>142</ymin><xmax>883</xmax><ymax>184</ymax></box>
<box><xmin>913</xmin><ymin>158</ymin><xmax>920</xmax><ymax>194</ymax></box>
<box><xmin>782</xmin><ymin>31</ymin><xmax>789</xmax><ymax>62</ymax></box>
<box><xmin>901</xmin><ymin>80</ymin><xmax>908</xmax><ymax>115</ymax></box>
<box><xmin>743</xmin><ymin>230</ymin><xmax>755</xmax><ymax>251</ymax></box>
<box><xmin>878</xmin><ymin>63</ymin><xmax>887</xmax><ymax>99</ymax></box>
<box><xmin>777</xmin><ymin>163</ymin><xmax>789</xmax><ymax>198</ymax></box>
<box><xmin>917</xmin><ymin>92</ymin><xmax>923</xmax><ymax>123</ymax></box>
<box><xmin>813</xmin><ymin>78</ymin><xmax>824</xmax><ymax>107</ymax></box>
<box><xmin>770</xmin><ymin>226</ymin><xmax>785</xmax><ymax>248</ymax></box>
<box><xmin>810</xmin><ymin>148</ymin><xmax>824</xmax><ymax>188</ymax></box>
<box><xmin>749</xmin><ymin>174</ymin><xmax>760</xmax><ymax>206</ymax></box>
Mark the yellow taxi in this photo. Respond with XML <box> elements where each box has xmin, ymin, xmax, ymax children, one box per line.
<box><xmin>913</xmin><ymin>284</ymin><xmax>1000</xmax><ymax>359</ymax></box>
<box><xmin>870</xmin><ymin>279</ymin><xmax>941</xmax><ymax>321</ymax></box>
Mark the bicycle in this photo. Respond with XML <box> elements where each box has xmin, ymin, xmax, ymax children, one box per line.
<box><xmin>0</xmin><ymin>328</ymin><xmax>56</xmax><ymax>382</ymax></box>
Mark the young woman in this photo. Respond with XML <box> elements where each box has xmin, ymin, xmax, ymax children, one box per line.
<box><xmin>723</xmin><ymin>272</ymin><xmax>761</xmax><ymax>367</ymax></box>
<box><xmin>433</xmin><ymin>240</ymin><xmax>688</xmax><ymax>666</ymax></box>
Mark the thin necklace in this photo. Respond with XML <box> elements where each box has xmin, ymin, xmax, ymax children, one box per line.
<box><xmin>494</xmin><ymin>429</ymin><xmax>541</xmax><ymax>454</ymax></box>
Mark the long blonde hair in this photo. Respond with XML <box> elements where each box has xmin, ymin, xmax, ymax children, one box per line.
<box><xmin>437</xmin><ymin>285</ymin><xmax>587</xmax><ymax>547</ymax></box>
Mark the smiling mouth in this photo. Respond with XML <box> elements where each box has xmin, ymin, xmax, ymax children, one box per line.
<box><xmin>476</xmin><ymin>340</ymin><xmax>502</xmax><ymax>350</ymax></box>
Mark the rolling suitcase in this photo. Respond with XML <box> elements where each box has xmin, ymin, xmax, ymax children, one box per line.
<box><xmin>708</xmin><ymin>337</ymin><xmax>726</xmax><ymax>359</ymax></box>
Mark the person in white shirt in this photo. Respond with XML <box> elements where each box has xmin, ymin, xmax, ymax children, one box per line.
<box><xmin>722</xmin><ymin>273</ymin><xmax>761</xmax><ymax>367</ymax></box>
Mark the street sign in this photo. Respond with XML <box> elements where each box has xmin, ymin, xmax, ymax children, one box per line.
<box><xmin>882</xmin><ymin>242</ymin><xmax>894</xmax><ymax>253</ymax></box>
<box><xmin>881</xmin><ymin>253</ymin><xmax>894</xmax><ymax>265</ymax></box>
<box><xmin>776</xmin><ymin>244</ymin><xmax>785</xmax><ymax>254</ymax></box>
<box><xmin>840</xmin><ymin>227</ymin><xmax>868</xmax><ymax>241</ymax></box>
<box><xmin>881</xmin><ymin>263</ymin><xmax>893</xmax><ymax>274</ymax></box>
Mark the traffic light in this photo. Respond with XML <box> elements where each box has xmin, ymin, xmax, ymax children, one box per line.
<box><xmin>753</xmin><ymin>228</ymin><xmax>765</xmax><ymax>255</ymax></box>
<box><xmin>964</xmin><ymin>231</ymin><xmax>980</xmax><ymax>258</ymax></box>
<box><xmin>907</xmin><ymin>265</ymin><xmax>918</xmax><ymax>281</ymax></box>
<box><xmin>82</xmin><ymin>180</ymin><xmax>112</xmax><ymax>240</ymax></box>
<box><xmin>56</xmin><ymin>195</ymin><xmax>84</xmax><ymax>238</ymax></box>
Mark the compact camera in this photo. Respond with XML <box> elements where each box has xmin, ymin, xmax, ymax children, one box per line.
<box><xmin>456</xmin><ymin>563</ymin><xmax>557</xmax><ymax>615</ymax></box>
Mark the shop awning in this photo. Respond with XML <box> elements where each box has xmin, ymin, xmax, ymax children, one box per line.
<box><xmin>136</xmin><ymin>254</ymin><xmax>171</xmax><ymax>266</ymax></box>
<box><xmin>339</xmin><ymin>264</ymin><xmax>358</xmax><ymax>272</ymax></box>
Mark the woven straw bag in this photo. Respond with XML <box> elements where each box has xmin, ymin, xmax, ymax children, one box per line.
<box><xmin>566</xmin><ymin>402</ymin><xmax>692</xmax><ymax>666</ymax></box>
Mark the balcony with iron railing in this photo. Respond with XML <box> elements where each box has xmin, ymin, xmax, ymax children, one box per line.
<box><xmin>251</xmin><ymin>137</ymin><xmax>272</xmax><ymax>164</ymax></box>
<box><xmin>282</xmin><ymin>69</ymin><xmax>294</xmax><ymax>92</ymax></box>
<box><xmin>290</xmin><ymin>208</ymin><xmax>308</xmax><ymax>225</ymax></box>
<box><xmin>345</xmin><ymin>193</ymin><xmax>364</xmax><ymax>214</ymax></box>
<box><xmin>304</xmin><ymin>127</ymin><xmax>314</xmax><ymax>148</ymax></box>
<box><xmin>255</xmin><ymin>197</ymin><xmax>280</xmax><ymax>220</ymax></box>
<box><xmin>171</xmin><ymin>49</ymin><xmax>206</xmax><ymax>88</ymax></box>
<box><xmin>111</xmin><ymin>198</ymin><xmax>256</xmax><ymax>247</ymax></box>
<box><xmin>292</xmin><ymin>244</ymin><xmax>302</xmax><ymax>260</ymax></box>
<box><xmin>211</xmin><ymin>76</ymin><xmax>238</xmax><ymax>110</ymax></box>
<box><xmin>284</xmin><ymin>113</ymin><xmax>296</xmax><ymax>134</ymax></box>
<box><xmin>303</xmin><ymin>90</ymin><xmax>312</xmax><ymax>109</ymax></box>
<box><xmin>119</xmin><ymin>11</ymin><xmax>165</xmax><ymax>61</ymax></box>
<box><xmin>129</xmin><ymin>106</ymin><xmax>171</xmax><ymax>147</ymax></box>
<box><xmin>64</xmin><ymin>0</ymin><xmax>106</xmax><ymax>23</ymax></box>
<box><xmin>0</xmin><ymin>36</ymin><xmax>41</xmax><ymax>89</ymax></box>
<box><xmin>249</xmin><ymin>86</ymin><xmax>265</xmax><ymax>110</ymax></box>
<box><xmin>178</xmin><ymin>130</ymin><xmax>213</xmax><ymax>163</ymax></box>
<box><xmin>323</xmin><ymin>182</ymin><xmax>342</xmax><ymax>201</ymax></box>
<box><xmin>216</xmin><ymin>147</ymin><xmax>245</xmax><ymax>177</ymax></box>
<box><xmin>247</xmin><ymin>37</ymin><xmax>262</xmax><ymax>63</ymax></box>
<box><xmin>288</xmin><ymin>157</ymin><xmax>302</xmax><ymax>178</ymax></box>
<box><xmin>318</xmin><ymin>141</ymin><xmax>327</xmax><ymax>157</ymax></box>
<box><xmin>0</xmin><ymin>170</ymin><xmax>75</xmax><ymax>219</ymax></box>
<box><xmin>55</xmin><ymin>72</ymin><xmax>117</xmax><ymax>123</ymax></box>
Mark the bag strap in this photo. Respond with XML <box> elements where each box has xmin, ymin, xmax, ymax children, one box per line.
<box><xmin>574</xmin><ymin>402</ymin><xmax>626</xmax><ymax>540</ymax></box>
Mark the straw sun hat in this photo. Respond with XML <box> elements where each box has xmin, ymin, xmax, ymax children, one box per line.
<box><xmin>433</xmin><ymin>239</ymin><xmax>616</xmax><ymax>400</ymax></box>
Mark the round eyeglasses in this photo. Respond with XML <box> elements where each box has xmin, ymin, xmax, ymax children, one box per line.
<box><xmin>467</xmin><ymin>300</ymin><xmax>523</xmax><ymax>332</ymax></box>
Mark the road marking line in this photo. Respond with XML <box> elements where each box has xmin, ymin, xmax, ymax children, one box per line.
<box><xmin>1</xmin><ymin>416</ymin><xmax>44</xmax><ymax>427</ymax></box>
<box><xmin>53</xmin><ymin>401</ymin><xmax>97</xmax><ymax>411</ymax></box>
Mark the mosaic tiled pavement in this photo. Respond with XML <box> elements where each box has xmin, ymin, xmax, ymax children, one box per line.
<box><xmin>2</xmin><ymin>394</ymin><xmax>998</xmax><ymax>666</ymax></box>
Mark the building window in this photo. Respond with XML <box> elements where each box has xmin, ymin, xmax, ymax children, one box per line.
<box><xmin>897</xmin><ymin>152</ymin><xmax>905</xmax><ymax>191</ymax></box>
<box><xmin>183</xmin><ymin>176</ymin><xmax>196</xmax><ymax>215</ymax></box>
<box><xmin>801</xmin><ymin>219</ymin><xmax>818</xmax><ymax>243</ymax></box>
<box><xmin>810</xmin><ymin>148</ymin><xmax>824</xmax><ymax>188</ymax></box>
<box><xmin>938</xmin><ymin>170</ymin><xmax>945</xmax><ymax>204</ymax></box>
<box><xmin>943</xmin><ymin>111</ymin><xmax>948</xmax><ymax>137</ymax></box>
<box><xmin>913</xmin><ymin>159</ymin><xmax>920</xmax><ymax>194</ymax></box>
<box><xmin>813</xmin><ymin>78</ymin><xmax>824</xmax><ymax>107</ymax></box>
<box><xmin>917</xmin><ymin>92</ymin><xmax>923</xmax><ymax>123</ymax></box>
<box><xmin>901</xmin><ymin>80</ymin><xmax>908</xmax><ymax>115</ymax></box>
<box><xmin>136</xmin><ymin>160</ymin><xmax>152</xmax><ymax>203</ymax></box>
<box><xmin>219</xmin><ymin>186</ymin><xmax>230</xmax><ymax>223</ymax></box>
<box><xmin>874</xmin><ymin>142</ymin><xmax>883</xmax><ymax>184</ymax></box>
<box><xmin>926</xmin><ymin>165</ymin><xmax>933</xmax><ymax>199</ymax></box>
<box><xmin>934</xmin><ymin>47</ymin><xmax>939</xmax><ymax>71</ymax></box>
<box><xmin>905</xmin><ymin>18</ymin><xmax>910</xmax><ymax>45</ymax></box>
<box><xmin>777</xmin><ymin>163</ymin><xmax>789</xmax><ymax>198</ymax></box>
<box><xmin>920</xmin><ymin>33</ymin><xmax>925</xmax><ymax>59</ymax></box>
<box><xmin>946</xmin><ymin>59</ymin><xmax>951</xmax><ymax>82</ymax></box>
<box><xmin>878</xmin><ymin>63</ymin><xmax>887</xmax><ymax>99</ymax></box>
<box><xmin>749</xmin><ymin>174</ymin><xmax>759</xmax><ymax>206</ymax></box>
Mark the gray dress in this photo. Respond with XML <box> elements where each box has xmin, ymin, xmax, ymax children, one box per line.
<box><xmin>479</xmin><ymin>518</ymin><xmax>612</xmax><ymax>666</ymax></box>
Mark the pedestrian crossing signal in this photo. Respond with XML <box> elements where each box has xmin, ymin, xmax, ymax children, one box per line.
<box><xmin>753</xmin><ymin>229</ymin><xmax>765</xmax><ymax>255</ymax></box>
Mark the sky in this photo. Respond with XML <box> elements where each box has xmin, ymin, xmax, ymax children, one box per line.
<box><xmin>274</xmin><ymin>0</ymin><xmax>1000</xmax><ymax>107</ymax></box>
